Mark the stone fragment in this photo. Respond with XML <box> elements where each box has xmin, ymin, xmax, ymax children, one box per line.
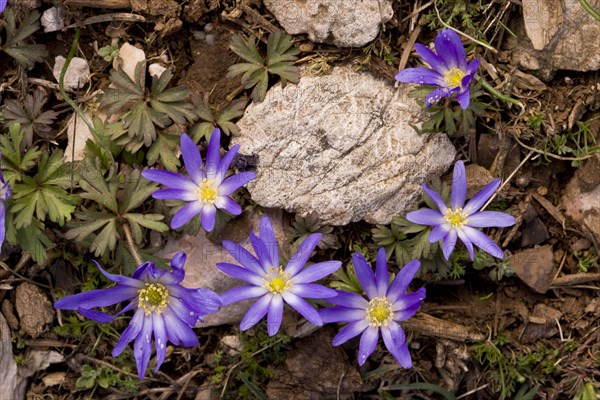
<box><xmin>64</xmin><ymin>111</ymin><xmax>94</xmax><ymax>163</ymax></box>
<box><xmin>15</xmin><ymin>283</ymin><xmax>54</xmax><ymax>338</ymax></box>
<box><xmin>234</xmin><ymin>65</ymin><xmax>456</xmax><ymax>226</ymax></box>
<box><xmin>155</xmin><ymin>209</ymin><xmax>286</xmax><ymax>327</ymax></box>
<box><xmin>53</xmin><ymin>56</ymin><xmax>90</xmax><ymax>91</ymax></box>
<box><xmin>41</xmin><ymin>7</ymin><xmax>65</xmax><ymax>33</ymax></box>
<box><xmin>520</xmin><ymin>304</ymin><xmax>562</xmax><ymax>343</ymax></box>
<box><xmin>266</xmin><ymin>328</ymin><xmax>362</xmax><ymax>399</ymax></box>
<box><xmin>509</xmin><ymin>0</ymin><xmax>600</xmax><ymax>79</ymax></box>
<box><xmin>510</xmin><ymin>245</ymin><xmax>555</xmax><ymax>293</ymax></box>
<box><xmin>114</xmin><ymin>43</ymin><xmax>145</xmax><ymax>84</ymax></box>
<box><xmin>263</xmin><ymin>0</ymin><xmax>393</xmax><ymax>47</ymax></box>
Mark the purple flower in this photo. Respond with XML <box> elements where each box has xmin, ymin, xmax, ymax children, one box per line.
<box><xmin>395</xmin><ymin>28</ymin><xmax>480</xmax><ymax>109</ymax></box>
<box><xmin>406</xmin><ymin>160</ymin><xmax>516</xmax><ymax>260</ymax></box>
<box><xmin>0</xmin><ymin>153</ymin><xmax>11</xmax><ymax>255</ymax></box>
<box><xmin>54</xmin><ymin>252</ymin><xmax>222</xmax><ymax>380</ymax></box>
<box><xmin>217</xmin><ymin>216</ymin><xmax>342</xmax><ymax>336</ymax></box>
<box><xmin>320</xmin><ymin>249</ymin><xmax>425</xmax><ymax>367</ymax></box>
<box><xmin>0</xmin><ymin>0</ymin><xmax>7</xmax><ymax>13</ymax></box>
<box><xmin>141</xmin><ymin>129</ymin><xmax>256</xmax><ymax>232</ymax></box>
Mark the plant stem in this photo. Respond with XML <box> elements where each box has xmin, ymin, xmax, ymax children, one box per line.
<box><xmin>122</xmin><ymin>223</ymin><xmax>142</xmax><ymax>266</ymax></box>
<box><xmin>475</xmin><ymin>76</ymin><xmax>524</xmax><ymax>111</ymax></box>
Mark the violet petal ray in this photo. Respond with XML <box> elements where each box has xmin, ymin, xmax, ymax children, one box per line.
<box><xmin>421</xmin><ymin>183</ymin><xmax>448</xmax><ymax>213</ymax></box>
<box><xmin>394</xmin><ymin>67</ymin><xmax>445</xmax><ymax>86</ymax></box>
<box><xmin>331</xmin><ymin>319</ymin><xmax>369</xmax><ymax>346</ymax></box>
<box><xmin>467</xmin><ymin>211</ymin><xmax>516</xmax><ymax>228</ymax></box>
<box><xmin>328</xmin><ymin>290</ymin><xmax>369</xmax><ymax>309</ymax></box>
<box><xmin>54</xmin><ymin>285</ymin><xmax>137</xmax><ymax>310</ymax></box>
<box><xmin>152</xmin><ymin>313</ymin><xmax>168</xmax><ymax>372</ymax></box>
<box><xmin>200</xmin><ymin>204</ymin><xmax>217</xmax><ymax>232</ymax></box>
<box><xmin>240</xmin><ymin>294</ymin><xmax>272</xmax><ymax>331</ymax></box>
<box><xmin>171</xmin><ymin>201</ymin><xmax>203</xmax><ymax>229</ymax></box>
<box><xmin>282</xmin><ymin>291</ymin><xmax>322</xmax><ymax>326</ymax></box>
<box><xmin>391</xmin><ymin>287</ymin><xmax>426</xmax><ymax>313</ymax></box>
<box><xmin>375</xmin><ymin>248</ymin><xmax>389</xmax><ymax>297</ymax></box>
<box><xmin>216</xmin><ymin>263</ymin><xmax>264</xmax><ymax>286</ymax></box>
<box><xmin>141</xmin><ymin>170</ymin><xmax>197</xmax><ymax>191</ymax></box>
<box><xmin>386</xmin><ymin>259</ymin><xmax>421</xmax><ymax>304</ymax></box>
<box><xmin>267</xmin><ymin>295</ymin><xmax>284</xmax><ymax>336</ymax></box>
<box><xmin>163</xmin><ymin>311</ymin><xmax>199</xmax><ymax>347</ymax></box>
<box><xmin>352</xmin><ymin>253</ymin><xmax>377</xmax><ymax>299</ymax></box>
<box><xmin>179</xmin><ymin>134</ymin><xmax>205</xmax><ymax>185</ymax></box>
<box><xmin>467</xmin><ymin>58</ymin><xmax>481</xmax><ymax>75</ymax></box>
<box><xmin>451</xmin><ymin>161</ymin><xmax>467</xmax><ymax>209</ymax></box>
<box><xmin>425</xmin><ymin>87</ymin><xmax>452</xmax><ymax>106</ymax></box>
<box><xmin>259</xmin><ymin>217</ymin><xmax>280</xmax><ymax>267</ymax></box>
<box><xmin>456</xmin><ymin>87</ymin><xmax>471</xmax><ymax>109</ymax></box>
<box><xmin>214</xmin><ymin>195</ymin><xmax>242</xmax><ymax>215</ymax></box>
<box><xmin>319</xmin><ymin>306</ymin><xmax>366</xmax><ymax>323</ymax></box>
<box><xmin>205</xmin><ymin>129</ymin><xmax>221</xmax><ymax>180</ymax></box>
<box><xmin>218</xmin><ymin>172</ymin><xmax>256</xmax><ymax>196</ymax></box>
<box><xmin>151</xmin><ymin>188</ymin><xmax>197</xmax><ymax>201</ymax></box>
<box><xmin>463</xmin><ymin>226</ymin><xmax>505</xmax><ymax>258</ymax></box>
<box><xmin>284</xmin><ymin>233</ymin><xmax>322</xmax><ymax>276</ymax></box>
<box><xmin>406</xmin><ymin>208</ymin><xmax>444</xmax><ymax>226</ymax></box>
<box><xmin>95</xmin><ymin>261</ymin><xmax>145</xmax><ymax>288</ymax></box>
<box><xmin>288</xmin><ymin>283</ymin><xmax>337</xmax><ymax>299</ymax></box>
<box><xmin>463</xmin><ymin>178</ymin><xmax>501</xmax><ymax>215</ymax></box>
<box><xmin>220</xmin><ymin>285</ymin><xmax>268</xmax><ymax>306</ymax></box>
<box><xmin>456</xmin><ymin>228</ymin><xmax>475</xmax><ymax>260</ymax></box>
<box><xmin>393</xmin><ymin>299</ymin><xmax>424</xmax><ymax>321</ymax></box>
<box><xmin>222</xmin><ymin>240</ymin><xmax>265</xmax><ymax>275</ymax></box>
<box><xmin>381</xmin><ymin>322</ymin><xmax>412</xmax><ymax>368</ymax></box>
<box><xmin>290</xmin><ymin>260</ymin><xmax>341</xmax><ymax>285</ymax></box>
<box><xmin>357</xmin><ymin>326</ymin><xmax>379</xmax><ymax>366</ymax></box>
<box><xmin>414</xmin><ymin>43</ymin><xmax>447</xmax><ymax>71</ymax></box>
<box><xmin>428</xmin><ymin>224</ymin><xmax>450</xmax><ymax>243</ymax></box>
<box><xmin>215</xmin><ymin>144</ymin><xmax>240</xmax><ymax>184</ymax></box>
<box><xmin>441</xmin><ymin>229</ymin><xmax>458</xmax><ymax>260</ymax></box>
<box><xmin>249</xmin><ymin>232</ymin><xmax>274</xmax><ymax>270</ymax></box>
<box><xmin>133</xmin><ymin>315</ymin><xmax>153</xmax><ymax>379</ymax></box>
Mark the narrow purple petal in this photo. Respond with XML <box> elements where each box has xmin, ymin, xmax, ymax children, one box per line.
<box><xmin>391</xmin><ymin>287</ymin><xmax>426</xmax><ymax>313</ymax></box>
<box><xmin>375</xmin><ymin>248</ymin><xmax>389</xmax><ymax>297</ymax></box>
<box><xmin>456</xmin><ymin>228</ymin><xmax>475</xmax><ymax>260</ymax></box>
<box><xmin>466</xmin><ymin>58</ymin><xmax>480</xmax><ymax>75</ymax></box>
<box><xmin>214</xmin><ymin>195</ymin><xmax>242</xmax><ymax>215</ymax></box>
<box><xmin>220</xmin><ymin>285</ymin><xmax>268</xmax><ymax>305</ymax></box>
<box><xmin>290</xmin><ymin>260</ymin><xmax>341</xmax><ymax>285</ymax></box>
<box><xmin>205</xmin><ymin>129</ymin><xmax>222</xmax><ymax>180</ymax></box>
<box><xmin>395</xmin><ymin>67</ymin><xmax>445</xmax><ymax>86</ymax></box>
<box><xmin>456</xmin><ymin>88</ymin><xmax>471</xmax><ymax>109</ymax></box>
<box><xmin>240</xmin><ymin>294</ymin><xmax>272</xmax><ymax>331</ymax></box>
<box><xmin>451</xmin><ymin>161</ymin><xmax>467</xmax><ymax>209</ymax></box>
<box><xmin>165</xmin><ymin>251</ymin><xmax>186</xmax><ymax>284</ymax></box>
<box><xmin>259</xmin><ymin>217</ymin><xmax>280</xmax><ymax>267</ymax></box>
<box><xmin>358</xmin><ymin>326</ymin><xmax>379</xmax><ymax>366</ymax></box>
<box><xmin>0</xmin><ymin>203</ymin><xmax>6</xmax><ymax>246</ymax></box>
<box><xmin>141</xmin><ymin>170</ymin><xmax>197</xmax><ymax>191</ymax></box>
<box><xmin>163</xmin><ymin>311</ymin><xmax>199</xmax><ymax>347</ymax></box>
<box><xmin>215</xmin><ymin>144</ymin><xmax>240</xmax><ymax>184</ymax></box>
<box><xmin>352</xmin><ymin>253</ymin><xmax>377</xmax><ymax>299</ymax></box>
<box><xmin>78</xmin><ymin>308</ymin><xmax>115</xmax><ymax>323</ymax></box>
<box><xmin>285</xmin><ymin>233</ymin><xmax>322</xmax><ymax>276</ymax></box>
<box><xmin>462</xmin><ymin>226</ymin><xmax>505</xmax><ymax>258</ymax></box>
<box><xmin>332</xmin><ymin>319</ymin><xmax>369</xmax><ymax>346</ymax></box>
<box><xmin>428</xmin><ymin>224</ymin><xmax>450</xmax><ymax>243</ymax></box>
<box><xmin>166</xmin><ymin>297</ymin><xmax>199</xmax><ymax>326</ymax></box>
<box><xmin>441</xmin><ymin>229</ymin><xmax>458</xmax><ymax>260</ymax></box>
<box><xmin>267</xmin><ymin>295</ymin><xmax>284</xmax><ymax>336</ymax></box>
<box><xmin>171</xmin><ymin>201</ymin><xmax>202</xmax><ymax>229</ymax></box>
<box><xmin>406</xmin><ymin>208</ymin><xmax>444</xmax><ymax>227</ymax></box>
<box><xmin>393</xmin><ymin>297</ymin><xmax>424</xmax><ymax>321</ymax></box>
<box><xmin>0</xmin><ymin>0</ymin><xmax>7</xmax><ymax>14</ymax></box>
<box><xmin>54</xmin><ymin>285</ymin><xmax>138</xmax><ymax>310</ymax></box>
<box><xmin>95</xmin><ymin>261</ymin><xmax>145</xmax><ymax>288</ymax></box>
<box><xmin>112</xmin><ymin>309</ymin><xmax>144</xmax><ymax>357</ymax></box>
<box><xmin>216</xmin><ymin>262</ymin><xmax>264</xmax><ymax>286</ymax></box>
<box><xmin>249</xmin><ymin>232</ymin><xmax>274</xmax><ymax>270</ymax></box>
<box><xmin>180</xmin><ymin>134</ymin><xmax>205</xmax><ymax>185</ymax></box>
<box><xmin>435</xmin><ymin>29</ymin><xmax>466</xmax><ymax>70</ymax></box>
<box><xmin>386</xmin><ymin>259</ymin><xmax>421</xmax><ymax>304</ymax></box>
<box><xmin>200</xmin><ymin>203</ymin><xmax>217</xmax><ymax>232</ymax></box>
<box><xmin>282</xmin><ymin>291</ymin><xmax>323</xmax><ymax>326</ymax></box>
<box><xmin>425</xmin><ymin>87</ymin><xmax>452</xmax><ymax>106</ymax></box>
<box><xmin>133</xmin><ymin>315</ymin><xmax>153</xmax><ymax>380</ymax></box>
<box><xmin>151</xmin><ymin>188</ymin><xmax>197</xmax><ymax>201</ymax></box>
<box><xmin>218</xmin><ymin>172</ymin><xmax>256</xmax><ymax>196</ymax></box>
<box><xmin>152</xmin><ymin>314</ymin><xmax>167</xmax><ymax>373</ymax></box>
<box><xmin>320</xmin><ymin>306</ymin><xmax>366</xmax><ymax>323</ymax></box>
<box><xmin>177</xmin><ymin>288</ymin><xmax>222</xmax><ymax>316</ymax></box>
<box><xmin>288</xmin><ymin>283</ymin><xmax>337</xmax><ymax>299</ymax></box>
<box><xmin>328</xmin><ymin>290</ymin><xmax>369</xmax><ymax>309</ymax></box>
<box><xmin>222</xmin><ymin>240</ymin><xmax>265</xmax><ymax>275</ymax></box>
<box><xmin>381</xmin><ymin>322</ymin><xmax>412</xmax><ymax>368</ymax></box>
<box><xmin>463</xmin><ymin>178</ymin><xmax>501</xmax><ymax>215</ymax></box>
<box><xmin>421</xmin><ymin>183</ymin><xmax>448</xmax><ymax>213</ymax></box>
<box><xmin>467</xmin><ymin>211</ymin><xmax>516</xmax><ymax>228</ymax></box>
<box><xmin>414</xmin><ymin>43</ymin><xmax>446</xmax><ymax>72</ymax></box>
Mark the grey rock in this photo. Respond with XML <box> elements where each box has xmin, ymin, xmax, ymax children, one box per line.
<box><xmin>263</xmin><ymin>0</ymin><xmax>393</xmax><ymax>47</ymax></box>
<box><xmin>234</xmin><ymin>65</ymin><xmax>456</xmax><ymax>226</ymax></box>
<box><xmin>156</xmin><ymin>209</ymin><xmax>286</xmax><ymax>328</ymax></box>
<box><xmin>509</xmin><ymin>0</ymin><xmax>600</xmax><ymax>79</ymax></box>
<box><xmin>15</xmin><ymin>282</ymin><xmax>54</xmax><ymax>338</ymax></box>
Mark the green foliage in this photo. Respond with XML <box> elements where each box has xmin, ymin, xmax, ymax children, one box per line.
<box><xmin>473</xmin><ymin>250</ymin><xmax>514</xmax><ymax>281</ymax></box>
<box><xmin>573</xmin><ymin>383</ymin><xmax>597</xmax><ymax>400</ymax></box>
<box><xmin>227</xmin><ymin>30</ymin><xmax>300</xmax><ymax>102</ymax></box>
<box><xmin>411</xmin><ymin>83</ymin><xmax>489</xmax><ymax>136</ymax></box>
<box><xmin>0</xmin><ymin>9</ymin><xmax>48</xmax><ymax>67</ymax></box>
<box><xmin>573</xmin><ymin>247</ymin><xmax>598</xmax><ymax>273</ymax></box>
<box><xmin>423</xmin><ymin>0</ymin><xmax>486</xmax><ymax>38</ymax></box>
<box><xmin>97</xmin><ymin>38</ymin><xmax>119</xmax><ymax>62</ymax></box>
<box><xmin>357</xmin><ymin>35</ymin><xmax>398</xmax><ymax>69</ymax></box>
<box><xmin>287</xmin><ymin>212</ymin><xmax>338</xmax><ymax>250</ymax></box>
<box><xmin>10</xmin><ymin>150</ymin><xmax>79</xmax><ymax>228</ymax></box>
<box><xmin>0</xmin><ymin>123</ymin><xmax>42</xmax><ymax>185</ymax></box>
<box><xmin>99</xmin><ymin>62</ymin><xmax>196</xmax><ymax>150</ymax></box>
<box><xmin>381</xmin><ymin>382</ymin><xmax>457</xmax><ymax>400</ymax></box>
<box><xmin>147</xmin><ymin>131</ymin><xmax>181</xmax><ymax>171</ymax></box>
<box><xmin>330</xmin><ymin>261</ymin><xmax>363</xmax><ymax>294</ymax></box>
<box><xmin>2</xmin><ymin>88</ymin><xmax>58</xmax><ymax>149</ymax></box>
<box><xmin>5</xmin><ymin>214</ymin><xmax>53</xmax><ymax>264</ymax></box>
<box><xmin>541</xmin><ymin>119</ymin><xmax>600</xmax><ymax>166</ymax></box>
<box><xmin>65</xmin><ymin>160</ymin><xmax>168</xmax><ymax>257</ymax></box>
<box><xmin>76</xmin><ymin>364</ymin><xmax>139</xmax><ymax>393</ymax></box>
<box><xmin>190</xmin><ymin>96</ymin><xmax>247</xmax><ymax>142</ymax></box>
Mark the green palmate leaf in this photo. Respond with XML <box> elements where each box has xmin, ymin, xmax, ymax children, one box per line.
<box><xmin>0</xmin><ymin>123</ymin><xmax>42</xmax><ymax>184</ymax></box>
<box><xmin>65</xmin><ymin>211</ymin><xmax>117</xmax><ymax>257</ymax></box>
<box><xmin>190</xmin><ymin>96</ymin><xmax>246</xmax><ymax>141</ymax></box>
<box><xmin>147</xmin><ymin>131</ymin><xmax>181</xmax><ymax>171</ymax></box>
<box><xmin>78</xmin><ymin>161</ymin><xmax>119</xmax><ymax>213</ymax></box>
<box><xmin>4</xmin><ymin>210</ymin><xmax>52</xmax><ymax>264</ymax></box>
<box><xmin>10</xmin><ymin>150</ymin><xmax>79</xmax><ymax>228</ymax></box>
<box><xmin>125</xmin><ymin>214</ymin><xmax>168</xmax><ymax>235</ymax></box>
<box><xmin>330</xmin><ymin>262</ymin><xmax>363</xmax><ymax>294</ymax></box>
<box><xmin>0</xmin><ymin>9</ymin><xmax>48</xmax><ymax>68</ymax></box>
<box><xmin>120</xmin><ymin>169</ymin><xmax>159</xmax><ymax>213</ymax></box>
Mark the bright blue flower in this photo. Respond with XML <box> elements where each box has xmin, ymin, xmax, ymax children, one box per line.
<box><xmin>0</xmin><ymin>152</ymin><xmax>11</xmax><ymax>255</ymax></box>
<box><xmin>395</xmin><ymin>28</ymin><xmax>480</xmax><ymax>109</ymax></box>
<box><xmin>320</xmin><ymin>249</ymin><xmax>425</xmax><ymax>367</ymax></box>
<box><xmin>141</xmin><ymin>129</ymin><xmax>256</xmax><ymax>232</ymax></box>
<box><xmin>406</xmin><ymin>160</ymin><xmax>516</xmax><ymax>260</ymax></box>
<box><xmin>0</xmin><ymin>0</ymin><xmax>7</xmax><ymax>14</ymax></box>
<box><xmin>217</xmin><ymin>216</ymin><xmax>342</xmax><ymax>336</ymax></box>
<box><xmin>54</xmin><ymin>252</ymin><xmax>222</xmax><ymax>380</ymax></box>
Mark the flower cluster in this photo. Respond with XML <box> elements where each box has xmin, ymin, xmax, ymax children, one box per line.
<box><xmin>0</xmin><ymin>153</ymin><xmax>11</xmax><ymax>256</ymax></box>
<box><xmin>0</xmin><ymin>0</ymin><xmax>6</xmax><ymax>14</ymax></box>
<box><xmin>406</xmin><ymin>160</ymin><xmax>516</xmax><ymax>260</ymax></box>
<box><xmin>142</xmin><ymin>129</ymin><xmax>255</xmax><ymax>232</ymax></box>
<box><xmin>54</xmin><ymin>252</ymin><xmax>221</xmax><ymax>380</ymax></box>
<box><xmin>395</xmin><ymin>28</ymin><xmax>480</xmax><ymax>109</ymax></box>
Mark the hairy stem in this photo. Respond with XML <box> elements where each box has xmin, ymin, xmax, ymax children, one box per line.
<box><xmin>122</xmin><ymin>223</ymin><xmax>142</xmax><ymax>266</ymax></box>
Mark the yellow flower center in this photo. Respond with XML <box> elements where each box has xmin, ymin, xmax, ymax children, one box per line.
<box><xmin>138</xmin><ymin>283</ymin><xmax>169</xmax><ymax>315</ymax></box>
<box><xmin>444</xmin><ymin>68</ymin><xmax>465</xmax><ymax>89</ymax></box>
<box><xmin>444</xmin><ymin>208</ymin><xmax>469</xmax><ymax>228</ymax></box>
<box><xmin>263</xmin><ymin>266</ymin><xmax>292</xmax><ymax>294</ymax></box>
<box><xmin>365</xmin><ymin>297</ymin><xmax>393</xmax><ymax>327</ymax></box>
<box><xmin>196</xmin><ymin>178</ymin><xmax>218</xmax><ymax>204</ymax></box>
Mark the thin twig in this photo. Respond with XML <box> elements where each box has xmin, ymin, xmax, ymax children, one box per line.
<box><xmin>513</xmin><ymin>134</ymin><xmax>600</xmax><ymax>161</ymax></box>
<box><xmin>481</xmin><ymin>150</ymin><xmax>533</xmax><ymax>210</ymax></box>
<box><xmin>122</xmin><ymin>223</ymin><xmax>143</xmax><ymax>265</ymax></box>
